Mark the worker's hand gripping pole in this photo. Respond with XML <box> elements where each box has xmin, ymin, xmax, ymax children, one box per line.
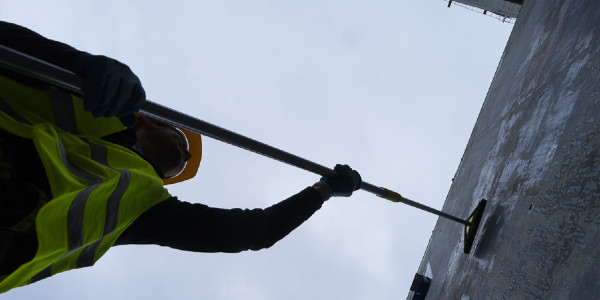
<box><xmin>0</xmin><ymin>44</ymin><xmax>486</xmax><ymax>254</ymax></box>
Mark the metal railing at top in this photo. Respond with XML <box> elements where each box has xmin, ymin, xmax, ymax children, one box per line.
<box><xmin>445</xmin><ymin>0</ymin><xmax>518</xmax><ymax>24</ymax></box>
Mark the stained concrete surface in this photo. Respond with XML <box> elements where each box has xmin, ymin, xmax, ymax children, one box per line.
<box><xmin>411</xmin><ymin>0</ymin><xmax>600</xmax><ymax>298</ymax></box>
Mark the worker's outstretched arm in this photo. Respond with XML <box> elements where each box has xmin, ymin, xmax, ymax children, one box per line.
<box><xmin>116</xmin><ymin>165</ymin><xmax>361</xmax><ymax>253</ymax></box>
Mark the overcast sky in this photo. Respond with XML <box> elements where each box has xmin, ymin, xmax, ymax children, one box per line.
<box><xmin>1</xmin><ymin>1</ymin><xmax>513</xmax><ymax>299</ymax></box>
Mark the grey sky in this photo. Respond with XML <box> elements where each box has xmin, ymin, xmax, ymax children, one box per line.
<box><xmin>1</xmin><ymin>1</ymin><xmax>512</xmax><ymax>299</ymax></box>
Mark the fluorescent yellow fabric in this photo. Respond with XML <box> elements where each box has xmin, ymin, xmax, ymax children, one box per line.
<box><xmin>0</xmin><ymin>74</ymin><xmax>171</xmax><ymax>293</ymax></box>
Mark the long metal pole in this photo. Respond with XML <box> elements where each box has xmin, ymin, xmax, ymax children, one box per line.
<box><xmin>0</xmin><ymin>44</ymin><xmax>470</xmax><ymax>226</ymax></box>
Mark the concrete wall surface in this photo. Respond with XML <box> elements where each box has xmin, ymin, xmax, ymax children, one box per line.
<box><xmin>412</xmin><ymin>0</ymin><xmax>600</xmax><ymax>298</ymax></box>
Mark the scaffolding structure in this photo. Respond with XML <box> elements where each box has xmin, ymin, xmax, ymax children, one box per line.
<box><xmin>445</xmin><ymin>0</ymin><xmax>522</xmax><ymax>23</ymax></box>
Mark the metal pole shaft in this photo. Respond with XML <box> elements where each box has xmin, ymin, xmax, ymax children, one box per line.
<box><xmin>141</xmin><ymin>101</ymin><xmax>470</xmax><ymax>225</ymax></box>
<box><xmin>0</xmin><ymin>44</ymin><xmax>470</xmax><ymax>225</ymax></box>
<box><xmin>140</xmin><ymin>100</ymin><xmax>337</xmax><ymax>177</ymax></box>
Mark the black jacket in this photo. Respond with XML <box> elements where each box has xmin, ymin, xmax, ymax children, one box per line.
<box><xmin>0</xmin><ymin>21</ymin><xmax>324</xmax><ymax>255</ymax></box>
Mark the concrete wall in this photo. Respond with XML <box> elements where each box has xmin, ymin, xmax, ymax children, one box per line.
<box><xmin>412</xmin><ymin>0</ymin><xmax>600</xmax><ymax>298</ymax></box>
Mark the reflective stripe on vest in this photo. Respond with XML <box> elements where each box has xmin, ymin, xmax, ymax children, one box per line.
<box><xmin>0</xmin><ymin>74</ymin><xmax>171</xmax><ymax>293</ymax></box>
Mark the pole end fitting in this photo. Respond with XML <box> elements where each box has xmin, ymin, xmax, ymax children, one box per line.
<box><xmin>378</xmin><ymin>188</ymin><xmax>404</xmax><ymax>203</ymax></box>
<box><xmin>463</xmin><ymin>199</ymin><xmax>487</xmax><ymax>254</ymax></box>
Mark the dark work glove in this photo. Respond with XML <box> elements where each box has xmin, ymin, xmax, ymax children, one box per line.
<box><xmin>70</xmin><ymin>54</ymin><xmax>146</xmax><ymax>127</ymax></box>
<box><xmin>313</xmin><ymin>164</ymin><xmax>362</xmax><ymax>199</ymax></box>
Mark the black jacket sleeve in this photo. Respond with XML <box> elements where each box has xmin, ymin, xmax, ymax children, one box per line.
<box><xmin>0</xmin><ymin>21</ymin><xmax>86</xmax><ymax>70</ymax></box>
<box><xmin>116</xmin><ymin>187</ymin><xmax>325</xmax><ymax>253</ymax></box>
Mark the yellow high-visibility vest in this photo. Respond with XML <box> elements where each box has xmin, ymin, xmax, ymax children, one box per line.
<box><xmin>0</xmin><ymin>73</ymin><xmax>171</xmax><ymax>293</ymax></box>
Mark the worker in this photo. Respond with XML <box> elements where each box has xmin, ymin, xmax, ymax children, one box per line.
<box><xmin>0</xmin><ymin>21</ymin><xmax>362</xmax><ymax>294</ymax></box>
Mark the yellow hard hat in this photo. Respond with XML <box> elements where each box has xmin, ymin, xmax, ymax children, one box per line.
<box><xmin>135</xmin><ymin>114</ymin><xmax>202</xmax><ymax>185</ymax></box>
<box><xmin>162</xmin><ymin>127</ymin><xmax>202</xmax><ymax>185</ymax></box>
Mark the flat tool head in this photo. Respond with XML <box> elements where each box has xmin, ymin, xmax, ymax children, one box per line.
<box><xmin>463</xmin><ymin>199</ymin><xmax>487</xmax><ymax>254</ymax></box>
